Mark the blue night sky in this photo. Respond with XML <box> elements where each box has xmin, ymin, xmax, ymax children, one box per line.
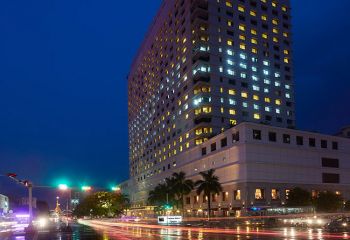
<box><xmin>1</xmin><ymin>0</ymin><xmax>350</xmax><ymax>199</ymax></box>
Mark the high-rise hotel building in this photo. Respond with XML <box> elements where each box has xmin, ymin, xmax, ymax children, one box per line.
<box><xmin>126</xmin><ymin>0</ymin><xmax>350</xmax><ymax>214</ymax></box>
<box><xmin>129</xmin><ymin>0</ymin><xmax>294</xmax><ymax>189</ymax></box>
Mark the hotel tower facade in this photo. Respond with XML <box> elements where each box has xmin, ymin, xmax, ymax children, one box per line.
<box><xmin>126</xmin><ymin>0</ymin><xmax>350</xmax><ymax>215</ymax></box>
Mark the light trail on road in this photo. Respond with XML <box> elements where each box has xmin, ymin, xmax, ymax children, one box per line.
<box><xmin>79</xmin><ymin>219</ymin><xmax>350</xmax><ymax>239</ymax></box>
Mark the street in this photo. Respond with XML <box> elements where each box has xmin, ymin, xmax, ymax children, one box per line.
<box><xmin>2</xmin><ymin>220</ymin><xmax>350</xmax><ymax>240</ymax></box>
<box><xmin>78</xmin><ymin>219</ymin><xmax>350</xmax><ymax>240</ymax></box>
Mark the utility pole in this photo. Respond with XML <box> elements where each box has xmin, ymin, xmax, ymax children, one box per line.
<box><xmin>28</xmin><ymin>182</ymin><xmax>33</xmax><ymax>224</ymax></box>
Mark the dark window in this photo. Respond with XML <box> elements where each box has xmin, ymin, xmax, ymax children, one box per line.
<box><xmin>232</xmin><ymin>131</ymin><xmax>240</xmax><ymax>142</ymax></box>
<box><xmin>321</xmin><ymin>140</ymin><xmax>328</xmax><ymax>149</ymax></box>
<box><xmin>322</xmin><ymin>158</ymin><xmax>339</xmax><ymax>168</ymax></box>
<box><xmin>221</xmin><ymin>137</ymin><xmax>227</xmax><ymax>147</ymax></box>
<box><xmin>186</xmin><ymin>197</ymin><xmax>190</xmax><ymax>205</ymax></box>
<box><xmin>332</xmin><ymin>141</ymin><xmax>338</xmax><ymax>150</ymax></box>
<box><xmin>296</xmin><ymin>136</ymin><xmax>304</xmax><ymax>146</ymax></box>
<box><xmin>322</xmin><ymin>173</ymin><xmax>340</xmax><ymax>183</ymax></box>
<box><xmin>253</xmin><ymin>130</ymin><xmax>261</xmax><ymax>140</ymax></box>
<box><xmin>211</xmin><ymin>142</ymin><xmax>216</xmax><ymax>152</ymax></box>
<box><xmin>309</xmin><ymin>138</ymin><xmax>316</xmax><ymax>147</ymax></box>
<box><xmin>202</xmin><ymin>147</ymin><xmax>207</xmax><ymax>156</ymax></box>
<box><xmin>269</xmin><ymin>132</ymin><xmax>277</xmax><ymax>142</ymax></box>
<box><xmin>283</xmin><ymin>134</ymin><xmax>290</xmax><ymax>144</ymax></box>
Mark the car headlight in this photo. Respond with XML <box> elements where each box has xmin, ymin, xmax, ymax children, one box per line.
<box><xmin>38</xmin><ymin>218</ymin><xmax>47</xmax><ymax>228</ymax></box>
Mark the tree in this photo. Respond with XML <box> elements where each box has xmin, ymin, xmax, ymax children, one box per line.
<box><xmin>286</xmin><ymin>188</ymin><xmax>312</xmax><ymax>207</ymax></box>
<box><xmin>171</xmin><ymin>172</ymin><xmax>194</xmax><ymax>215</ymax></box>
<box><xmin>314</xmin><ymin>191</ymin><xmax>343</xmax><ymax>212</ymax></box>
<box><xmin>195</xmin><ymin>169</ymin><xmax>222</xmax><ymax>220</ymax></box>
<box><xmin>148</xmin><ymin>183</ymin><xmax>171</xmax><ymax>207</ymax></box>
<box><xmin>73</xmin><ymin>192</ymin><xmax>129</xmax><ymax>218</ymax></box>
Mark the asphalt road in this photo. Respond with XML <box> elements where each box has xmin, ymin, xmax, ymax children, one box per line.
<box><xmin>2</xmin><ymin>222</ymin><xmax>350</xmax><ymax>240</ymax></box>
<box><xmin>78</xmin><ymin>220</ymin><xmax>350</xmax><ymax>240</ymax></box>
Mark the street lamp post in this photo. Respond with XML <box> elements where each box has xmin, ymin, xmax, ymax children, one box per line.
<box><xmin>58</xmin><ymin>184</ymin><xmax>71</xmax><ymax>226</ymax></box>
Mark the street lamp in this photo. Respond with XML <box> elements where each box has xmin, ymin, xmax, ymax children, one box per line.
<box><xmin>6</xmin><ymin>173</ymin><xmax>35</xmax><ymax>232</ymax></box>
<box><xmin>58</xmin><ymin>183</ymin><xmax>71</xmax><ymax>226</ymax></box>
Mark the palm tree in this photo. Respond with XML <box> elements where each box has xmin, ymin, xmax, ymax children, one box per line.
<box><xmin>195</xmin><ymin>169</ymin><xmax>222</xmax><ymax>220</ymax></box>
<box><xmin>171</xmin><ymin>172</ymin><xmax>194</xmax><ymax>215</ymax></box>
<box><xmin>148</xmin><ymin>183</ymin><xmax>169</xmax><ymax>206</ymax></box>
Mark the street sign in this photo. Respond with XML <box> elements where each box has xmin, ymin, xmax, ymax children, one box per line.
<box><xmin>157</xmin><ymin>216</ymin><xmax>182</xmax><ymax>225</ymax></box>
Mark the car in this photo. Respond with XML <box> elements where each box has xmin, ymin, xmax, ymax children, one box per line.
<box><xmin>325</xmin><ymin>217</ymin><xmax>350</xmax><ymax>232</ymax></box>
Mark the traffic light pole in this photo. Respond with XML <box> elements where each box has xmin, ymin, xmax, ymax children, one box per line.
<box><xmin>28</xmin><ymin>183</ymin><xmax>33</xmax><ymax>225</ymax></box>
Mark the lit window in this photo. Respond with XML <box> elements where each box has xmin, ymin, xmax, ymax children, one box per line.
<box><xmin>234</xmin><ymin>190</ymin><xmax>241</xmax><ymax>200</ymax></box>
<box><xmin>239</xmin><ymin>63</ymin><xmax>247</xmax><ymax>69</ymax></box>
<box><xmin>271</xmin><ymin>189</ymin><xmax>280</xmax><ymax>200</ymax></box>
<box><xmin>227</xmin><ymin>69</ymin><xmax>235</xmax><ymax>76</ymax></box>
<box><xmin>230</xmin><ymin>119</ymin><xmax>237</xmax><ymax>126</ymax></box>
<box><xmin>238</xmin><ymin>5</ymin><xmax>245</xmax><ymax>12</ymax></box>
<box><xmin>241</xmin><ymin>92</ymin><xmax>248</xmax><ymax>98</ymax></box>
<box><xmin>239</xmin><ymin>24</ymin><xmax>245</xmax><ymax>31</ymax></box>
<box><xmin>254</xmin><ymin>113</ymin><xmax>260</xmax><ymax>119</ymax></box>
<box><xmin>229</xmin><ymin>99</ymin><xmax>236</xmax><ymax>105</ymax></box>
<box><xmin>228</xmin><ymin>89</ymin><xmax>236</xmax><ymax>95</ymax></box>
<box><xmin>238</xmin><ymin>54</ymin><xmax>246</xmax><ymax>61</ymax></box>
<box><xmin>255</xmin><ymin>189</ymin><xmax>264</xmax><ymax>200</ymax></box>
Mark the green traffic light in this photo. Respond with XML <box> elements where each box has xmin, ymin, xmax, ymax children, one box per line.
<box><xmin>164</xmin><ymin>204</ymin><xmax>172</xmax><ymax>210</ymax></box>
